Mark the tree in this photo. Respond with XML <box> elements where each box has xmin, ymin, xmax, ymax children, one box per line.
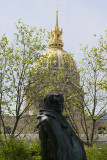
<box><xmin>0</xmin><ymin>34</ymin><xmax>9</xmax><ymax>134</ymax></box>
<box><xmin>0</xmin><ymin>19</ymin><xmax>49</xmax><ymax>137</ymax></box>
<box><xmin>24</xmin><ymin>30</ymin><xmax>107</xmax><ymax>146</ymax></box>
<box><xmin>26</xmin><ymin>50</ymin><xmax>82</xmax><ymax>136</ymax></box>
<box><xmin>77</xmin><ymin>32</ymin><xmax>107</xmax><ymax>146</ymax></box>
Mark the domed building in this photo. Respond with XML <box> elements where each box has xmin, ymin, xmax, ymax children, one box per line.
<box><xmin>27</xmin><ymin>11</ymin><xmax>81</xmax><ymax>118</ymax></box>
<box><xmin>36</xmin><ymin>10</ymin><xmax>79</xmax><ymax>76</ymax></box>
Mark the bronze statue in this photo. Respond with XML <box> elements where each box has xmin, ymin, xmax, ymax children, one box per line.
<box><xmin>37</xmin><ymin>94</ymin><xmax>87</xmax><ymax>160</ymax></box>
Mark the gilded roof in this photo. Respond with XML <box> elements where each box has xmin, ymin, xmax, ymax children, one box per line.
<box><xmin>37</xmin><ymin>48</ymin><xmax>77</xmax><ymax>70</ymax></box>
<box><xmin>35</xmin><ymin>10</ymin><xmax>77</xmax><ymax>72</ymax></box>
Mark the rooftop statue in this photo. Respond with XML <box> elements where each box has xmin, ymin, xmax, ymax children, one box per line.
<box><xmin>37</xmin><ymin>94</ymin><xmax>87</xmax><ymax>160</ymax></box>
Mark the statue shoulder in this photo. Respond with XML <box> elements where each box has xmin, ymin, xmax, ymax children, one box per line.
<box><xmin>37</xmin><ymin>113</ymin><xmax>60</xmax><ymax>129</ymax></box>
<box><xmin>37</xmin><ymin>115</ymin><xmax>48</xmax><ymax>126</ymax></box>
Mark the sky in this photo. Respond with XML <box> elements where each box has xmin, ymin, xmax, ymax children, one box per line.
<box><xmin>0</xmin><ymin>0</ymin><xmax>107</xmax><ymax>63</ymax></box>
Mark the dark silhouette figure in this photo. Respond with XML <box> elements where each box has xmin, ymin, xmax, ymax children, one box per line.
<box><xmin>37</xmin><ymin>94</ymin><xmax>87</xmax><ymax>160</ymax></box>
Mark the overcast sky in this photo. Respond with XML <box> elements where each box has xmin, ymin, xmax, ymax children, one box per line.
<box><xmin>0</xmin><ymin>0</ymin><xmax>107</xmax><ymax>62</ymax></box>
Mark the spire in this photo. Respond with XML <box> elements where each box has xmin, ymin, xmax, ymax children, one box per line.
<box><xmin>49</xmin><ymin>10</ymin><xmax>64</xmax><ymax>49</ymax></box>
<box><xmin>56</xmin><ymin>10</ymin><xmax>58</xmax><ymax>26</ymax></box>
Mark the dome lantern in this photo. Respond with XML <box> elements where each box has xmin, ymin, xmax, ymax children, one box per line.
<box><xmin>49</xmin><ymin>10</ymin><xmax>64</xmax><ymax>49</ymax></box>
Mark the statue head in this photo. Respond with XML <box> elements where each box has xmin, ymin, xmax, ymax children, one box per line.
<box><xmin>42</xmin><ymin>94</ymin><xmax>64</xmax><ymax>114</ymax></box>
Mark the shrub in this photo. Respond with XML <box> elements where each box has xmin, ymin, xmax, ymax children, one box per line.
<box><xmin>0</xmin><ymin>137</ymin><xmax>42</xmax><ymax>160</ymax></box>
<box><xmin>86</xmin><ymin>145</ymin><xmax>101</xmax><ymax>160</ymax></box>
<box><xmin>86</xmin><ymin>144</ymin><xmax>107</xmax><ymax>160</ymax></box>
<box><xmin>99</xmin><ymin>144</ymin><xmax>107</xmax><ymax>160</ymax></box>
<box><xmin>1</xmin><ymin>136</ymin><xmax>106</xmax><ymax>160</ymax></box>
<box><xmin>0</xmin><ymin>137</ymin><xmax>30</xmax><ymax>160</ymax></box>
<box><xmin>29</xmin><ymin>139</ymin><xmax>42</xmax><ymax>160</ymax></box>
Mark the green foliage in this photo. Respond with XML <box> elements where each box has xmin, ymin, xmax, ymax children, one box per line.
<box><xmin>78</xmin><ymin>31</ymin><xmax>107</xmax><ymax>145</ymax></box>
<box><xmin>0</xmin><ymin>136</ymin><xmax>107</xmax><ymax>160</ymax></box>
<box><xmin>29</xmin><ymin>139</ymin><xmax>42</xmax><ymax>160</ymax></box>
<box><xmin>0</xmin><ymin>137</ymin><xmax>42</xmax><ymax>160</ymax></box>
<box><xmin>100</xmin><ymin>145</ymin><xmax>107</xmax><ymax>160</ymax></box>
<box><xmin>86</xmin><ymin>144</ymin><xmax>107</xmax><ymax>160</ymax></box>
<box><xmin>0</xmin><ymin>19</ymin><xmax>49</xmax><ymax>136</ymax></box>
<box><xmin>86</xmin><ymin>145</ymin><xmax>101</xmax><ymax>160</ymax></box>
<box><xmin>27</xmin><ymin>51</ymin><xmax>82</xmax><ymax>136</ymax></box>
<box><xmin>0</xmin><ymin>137</ymin><xmax>30</xmax><ymax>160</ymax></box>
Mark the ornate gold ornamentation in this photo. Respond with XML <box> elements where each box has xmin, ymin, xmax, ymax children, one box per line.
<box><xmin>49</xmin><ymin>10</ymin><xmax>64</xmax><ymax>49</ymax></box>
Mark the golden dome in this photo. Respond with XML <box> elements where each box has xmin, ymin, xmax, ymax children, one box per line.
<box><xmin>26</xmin><ymin>10</ymin><xmax>81</xmax><ymax>116</ymax></box>
<box><xmin>36</xmin><ymin>10</ymin><xmax>77</xmax><ymax>72</ymax></box>
<box><xmin>37</xmin><ymin>48</ymin><xmax>77</xmax><ymax>71</ymax></box>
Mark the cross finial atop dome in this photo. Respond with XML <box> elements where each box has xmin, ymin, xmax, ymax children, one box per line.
<box><xmin>49</xmin><ymin>10</ymin><xmax>64</xmax><ymax>49</ymax></box>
